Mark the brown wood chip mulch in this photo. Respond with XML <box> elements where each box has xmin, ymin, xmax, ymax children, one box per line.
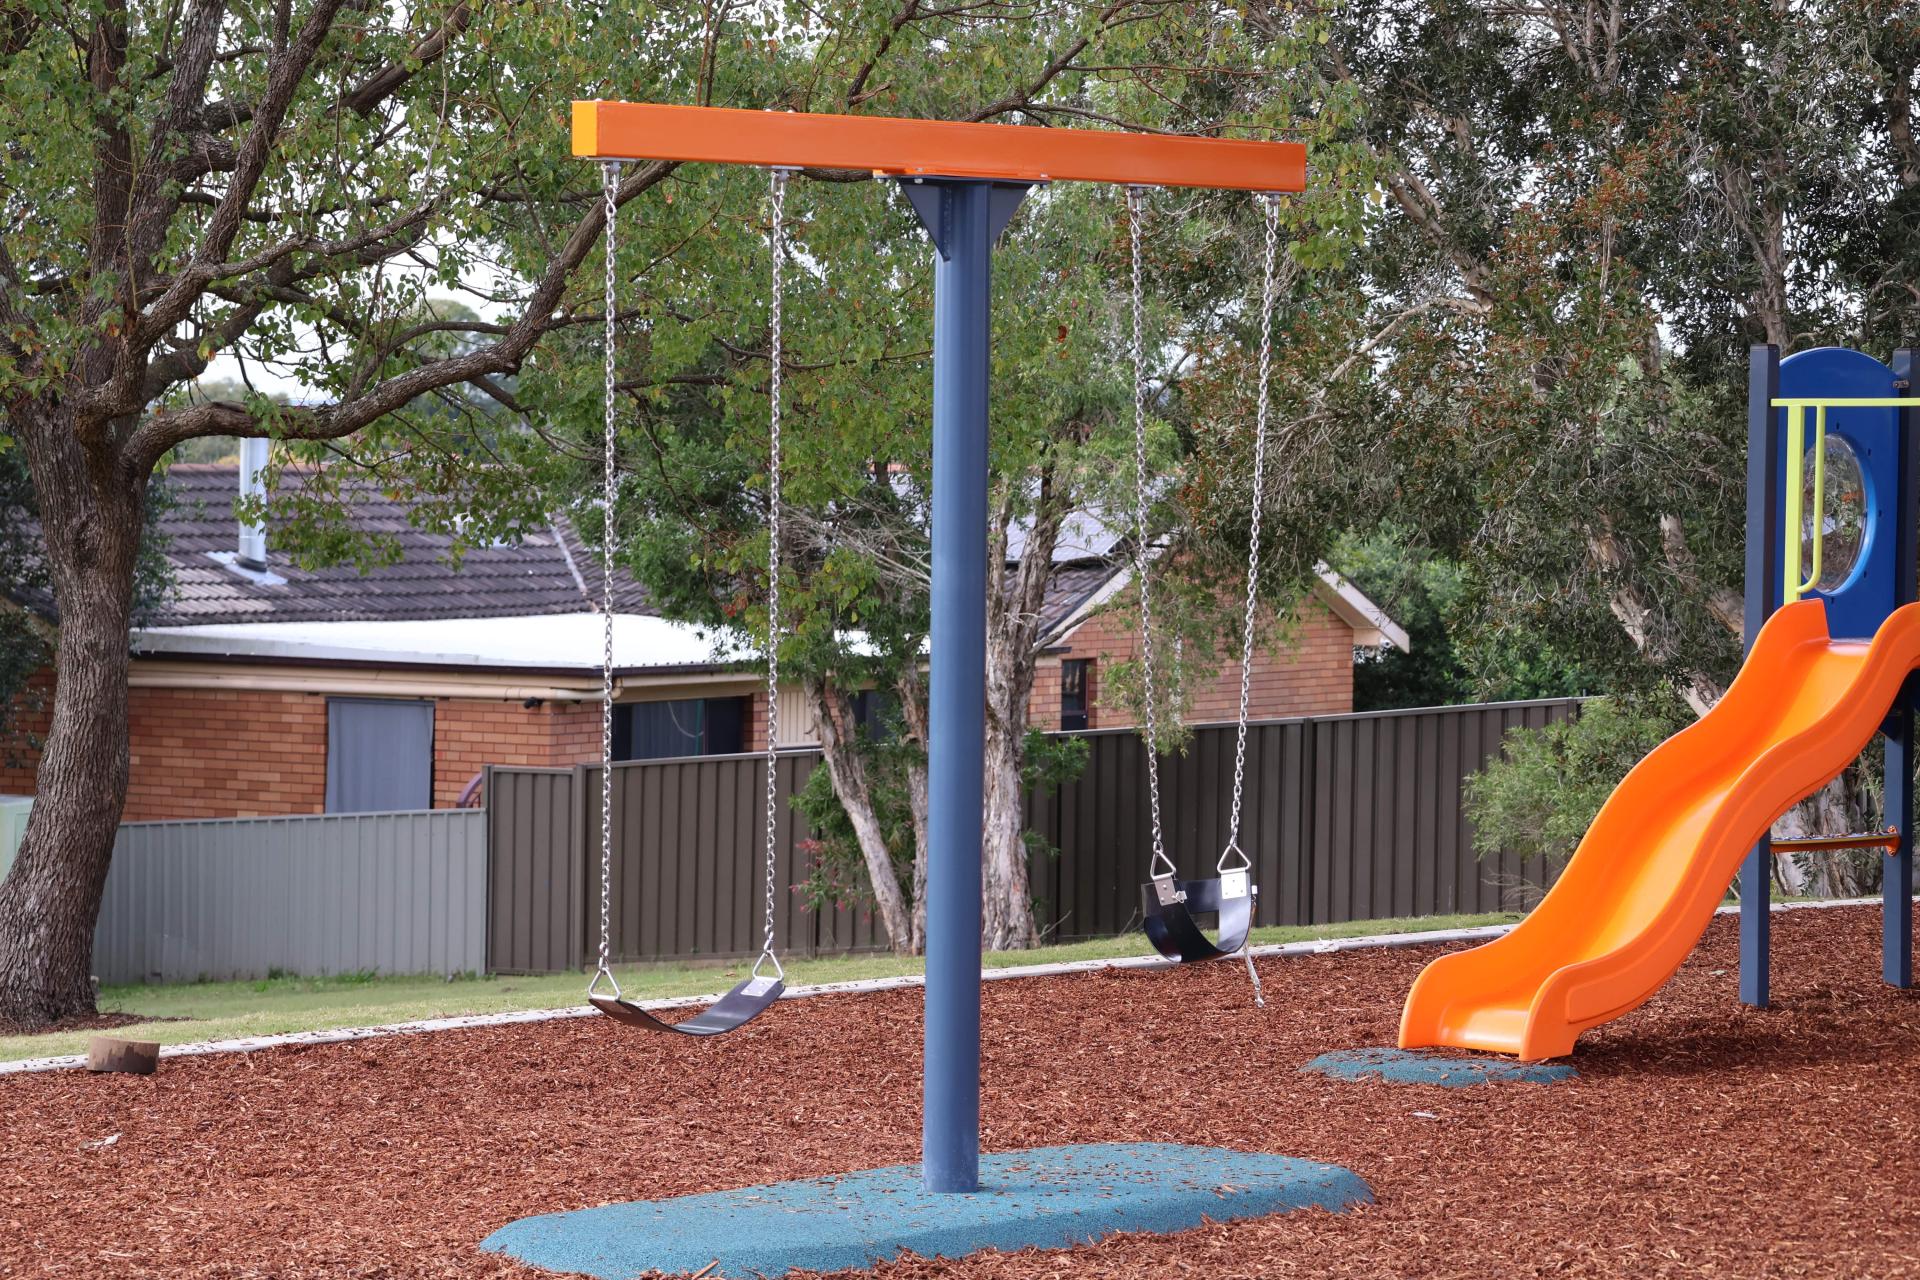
<box><xmin>3</xmin><ymin>904</ymin><xmax>1917</xmax><ymax>1280</ymax></box>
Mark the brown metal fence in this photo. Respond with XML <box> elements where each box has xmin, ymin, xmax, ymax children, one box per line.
<box><xmin>485</xmin><ymin>753</ymin><xmax>888</xmax><ymax>972</ymax></box>
<box><xmin>485</xmin><ymin>698</ymin><xmax>1581</xmax><ymax>973</ymax></box>
<box><xmin>485</xmin><ymin>767</ymin><xmax>584</xmax><ymax>975</ymax></box>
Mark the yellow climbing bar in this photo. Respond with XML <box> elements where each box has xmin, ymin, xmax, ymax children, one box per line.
<box><xmin>1773</xmin><ymin>396</ymin><xmax>1920</xmax><ymax>604</ymax></box>
<box><xmin>1780</xmin><ymin>403</ymin><xmax>1825</xmax><ymax>601</ymax></box>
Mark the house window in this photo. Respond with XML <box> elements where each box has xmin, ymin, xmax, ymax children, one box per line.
<box><xmin>326</xmin><ymin>698</ymin><xmax>434</xmax><ymax>813</ymax></box>
<box><xmin>851</xmin><ymin>689</ymin><xmax>896</xmax><ymax>741</ymax></box>
<box><xmin>613</xmin><ymin>697</ymin><xmax>750</xmax><ymax>761</ymax></box>
<box><xmin>1060</xmin><ymin>659</ymin><xmax>1092</xmax><ymax>732</ymax></box>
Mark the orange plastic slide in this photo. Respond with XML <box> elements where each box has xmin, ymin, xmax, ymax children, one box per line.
<box><xmin>1400</xmin><ymin>597</ymin><xmax>1920</xmax><ymax>1061</ymax></box>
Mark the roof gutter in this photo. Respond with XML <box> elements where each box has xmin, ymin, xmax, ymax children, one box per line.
<box><xmin>126</xmin><ymin>659</ymin><xmax>766</xmax><ymax>702</ymax></box>
<box><xmin>128</xmin><ymin>662</ymin><xmax>608</xmax><ymax>702</ymax></box>
<box><xmin>127</xmin><ymin>644</ymin><xmax>745</xmax><ymax>682</ymax></box>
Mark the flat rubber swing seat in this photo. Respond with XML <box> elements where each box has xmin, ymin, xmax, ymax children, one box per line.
<box><xmin>590</xmin><ymin>975</ymin><xmax>785</xmax><ymax>1037</ymax></box>
<box><xmin>1141</xmin><ymin>874</ymin><xmax>1255</xmax><ymax>963</ymax></box>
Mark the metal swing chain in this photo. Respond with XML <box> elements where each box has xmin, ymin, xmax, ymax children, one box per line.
<box><xmin>755</xmin><ymin>168</ymin><xmax>791</xmax><ymax>983</ymax></box>
<box><xmin>591</xmin><ymin>161</ymin><xmax>621</xmax><ymax>1000</ymax></box>
<box><xmin>1229</xmin><ymin>196</ymin><xmax>1284</xmax><ymax>1010</ymax></box>
<box><xmin>1221</xmin><ymin>196</ymin><xmax>1282</xmax><ymax>876</ymax></box>
<box><xmin>1126</xmin><ymin>187</ymin><xmax>1177</xmax><ymax>887</ymax></box>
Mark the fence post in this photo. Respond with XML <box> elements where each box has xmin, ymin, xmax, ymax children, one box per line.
<box><xmin>570</xmin><ymin>763</ymin><xmax>591</xmax><ymax>972</ymax></box>
<box><xmin>482</xmin><ymin>763</ymin><xmax>496</xmax><ymax>973</ymax></box>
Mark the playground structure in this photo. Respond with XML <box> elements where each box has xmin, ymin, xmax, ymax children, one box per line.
<box><xmin>1400</xmin><ymin>345</ymin><xmax>1920</xmax><ymax>1061</ymax></box>
<box><xmin>566</xmin><ymin>99</ymin><xmax>1304</xmax><ymax>1174</ymax></box>
<box><xmin>475</xmin><ymin>100</ymin><xmax>1364</xmax><ymax>1279</ymax></box>
<box><xmin>581</xmin><ymin>109</ymin><xmax>1291</xmax><ymax>1036</ymax></box>
<box><xmin>489</xmin><ymin>99</ymin><xmax>1920</xmax><ymax>1278</ymax></box>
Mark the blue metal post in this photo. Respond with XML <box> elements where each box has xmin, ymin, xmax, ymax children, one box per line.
<box><xmin>1886</xmin><ymin>695</ymin><xmax>1914</xmax><ymax>987</ymax></box>
<box><xmin>1887</xmin><ymin>347</ymin><xmax>1919</xmax><ymax>988</ymax></box>
<box><xmin>1741</xmin><ymin>344</ymin><xmax>1781</xmax><ymax>1007</ymax></box>
<box><xmin>902</xmin><ymin>177</ymin><xmax>1030</xmax><ymax>1194</ymax></box>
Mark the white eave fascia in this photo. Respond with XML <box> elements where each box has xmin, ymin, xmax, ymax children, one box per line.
<box><xmin>1313</xmin><ymin>563</ymin><xmax>1410</xmax><ymax>653</ymax></box>
<box><xmin>128</xmin><ymin>612</ymin><xmax>745</xmax><ymax>673</ymax></box>
<box><xmin>1040</xmin><ymin>554</ymin><xmax>1409</xmax><ymax>655</ymax></box>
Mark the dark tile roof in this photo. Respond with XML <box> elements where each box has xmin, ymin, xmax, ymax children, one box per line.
<box><xmin>1034</xmin><ymin>561</ymin><xmax>1121</xmax><ymax>642</ymax></box>
<box><xmin>14</xmin><ymin>464</ymin><xmax>1121</xmax><ymax>635</ymax></box>
<box><xmin>146</xmin><ymin>465</ymin><xmax>655</xmax><ymax>627</ymax></box>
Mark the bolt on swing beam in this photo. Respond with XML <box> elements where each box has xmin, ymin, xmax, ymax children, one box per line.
<box><xmin>575</xmin><ymin>99</ymin><xmax>1305</xmax><ymax>1197</ymax></box>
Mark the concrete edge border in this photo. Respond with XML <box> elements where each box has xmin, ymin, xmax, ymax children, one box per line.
<box><xmin>0</xmin><ymin>895</ymin><xmax>1893</xmax><ymax>1077</ymax></box>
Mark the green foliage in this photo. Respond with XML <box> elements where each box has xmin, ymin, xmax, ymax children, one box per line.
<box><xmin>791</xmin><ymin>733</ymin><xmax>919</xmax><ymax>919</ymax></box>
<box><xmin>792</xmin><ymin>722</ymin><xmax>1091</xmax><ymax>917</ymax></box>
<box><xmin>1022</xmin><ymin>729</ymin><xmax>1089</xmax><ymax>791</ymax></box>
<box><xmin>1462</xmin><ymin>696</ymin><xmax>1686</xmax><ymax>869</ymax></box>
<box><xmin>1337</xmin><ymin>525</ymin><xmax>1601</xmax><ymax>711</ymax></box>
<box><xmin>1193</xmin><ymin>1</ymin><xmax>1920</xmax><ymax>718</ymax></box>
<box><xmin>1018</xmin><ymin>728</ymin><xmax>1090</xmax><ymax>870</ymax></box>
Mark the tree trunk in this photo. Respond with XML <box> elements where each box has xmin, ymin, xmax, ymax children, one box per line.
<box><xmin>805</xmin><ymin>677</ymin><xmax>916</xmax><ymax>954</ymax></box>
<box><xmin>0</xmin><ymin>401</ymin><xmax>145</xmax><ymax>1025</ymax></box>
<box><xmin>976</xmin><ymin>472</ymin><xmax>1065</xmax><ymax>950</ymax></box>
<box><xmin>895</xmin><ymin>662</ymin><xmax>932</xmax><ymax>953</ymax></box>
<box><xmin>979</xmin><ymin>702</ymin><xmax>1036</xmax><ymax>949</ymax></box>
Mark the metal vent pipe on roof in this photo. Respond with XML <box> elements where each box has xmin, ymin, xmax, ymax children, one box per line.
<box><xmin>237</xmin><ymin>437</ymin><xmax>269</xmax><ymax>570</ymax></box>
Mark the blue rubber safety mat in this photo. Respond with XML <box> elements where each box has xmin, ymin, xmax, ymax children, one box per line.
<box><xmin>1304</xmin><ymin>1047</ymin><xmax>1577</xmax><ymax>1086</ymax></box>
<box><xmin>482</xmin><ymin>1142</ymin><xmax>1371</xmax><ymax>1279</ymax></box>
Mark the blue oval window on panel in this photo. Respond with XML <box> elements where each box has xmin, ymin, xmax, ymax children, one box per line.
<box><xmin>1776</xmin><ymin>346</ymin><xmax>1899</xmax><ymax>640</ymax></box>
<box><xmin>1805</xmin><ymin>433</ymin><xmax>1867</xmax><ymax>593</ymax></box>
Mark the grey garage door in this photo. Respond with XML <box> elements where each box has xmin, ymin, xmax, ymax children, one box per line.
<box><xmin>326</xmin><ymin>698</ymin><xmax>434</xmax><ymax>813</ymax></box>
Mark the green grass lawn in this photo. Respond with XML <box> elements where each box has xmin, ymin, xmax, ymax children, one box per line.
<box><xmin>0</xmin><ymin>911</ymin><xmax>1519</xmax><ymax>1063</ymax></box>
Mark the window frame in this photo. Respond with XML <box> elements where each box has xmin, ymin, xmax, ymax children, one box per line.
<box><xmin>1060</xmin><ymin>658</ymin><xmax>1092</xmax><ymax>732</ymax></box>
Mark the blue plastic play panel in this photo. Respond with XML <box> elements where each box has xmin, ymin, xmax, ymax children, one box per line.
<box><xmin>1304</xmin><ymin>1047</ymin><xmax>1576</xmax><ymax>1087</ymax></box>
<box><xmin>481</xmin><ymin>1142</ymin><xmax>1371</xmax><ymax>1279</ymax></box>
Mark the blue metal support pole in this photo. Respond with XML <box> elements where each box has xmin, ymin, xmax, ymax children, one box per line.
<box><xmin>902</xmin><ymin>177</ymin><xmax>1030</xmax><ymax>1194</ymax></box>
<box><xmin>1741</xmin><ymin>344</ymin><xmax>1782</xmax><ymax>1007</ymax></box>
<box><xmin>1886</xmin><ymin>694</ymin><xmax>1914</xmax><ymax>987</ymax></box>
<box><xmin>1887</xmin><ymin>347</ymin><xmax>1919</xmax><ymax>989</ymax></box>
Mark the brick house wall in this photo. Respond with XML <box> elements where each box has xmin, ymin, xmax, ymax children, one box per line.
<box><xmin>1028</xmin><ymin>594</ymin><xmax>1357</xmax><ymax>732</ymax></box>
<box><xmin>431</xmin><ymin>698</ymin><xmax>601</xmax><ymax>809</ymax></box>
<box><xmin>0</xmin><ymin>671</ymin><xmax>54</xmax><ymax>800</ymax></box>
<box><xmin>2</xmin><ymin>669</ymin><xmax>610</xmax><ymax>821</ymax></box>
<box><xmin>126</xmin><ymin>688</ymin><xmax>329</xmax><ymax>820</ymax></box>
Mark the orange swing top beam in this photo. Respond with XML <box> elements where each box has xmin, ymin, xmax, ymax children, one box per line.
<box><xmin>572</xmin><ymin>101</ymin><xmax>1306</xmax><ymax>192</ymax></box>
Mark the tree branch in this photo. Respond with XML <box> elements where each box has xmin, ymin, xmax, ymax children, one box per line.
<box><xmin>123</xmin><ymin>160</ymin><xmax>677</xmax><ymax>471</ymax></box>
<box><xmin>963</xmin><ymin>0</ymin><xmax>1133</xmax><ymax>123</ymax></box>
<box><xmin>342</xmin><ymin>0</ymin><xmax>476</xmax><ymax>118</ymax></box>
<box><xmin>131</xmin><ymin>0</ymin><xmax>351</xmax><ymax>353</ymax></box>
<box><xmin>844</xmin><ymin>0</ymin><xmax>919</xmax><ymax>108</ymax></box>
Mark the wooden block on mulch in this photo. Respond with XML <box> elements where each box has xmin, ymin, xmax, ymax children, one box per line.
<box><xmin>86</xmin><ymin>1036</ymin><xmax>159</xmax><ymax>1075</ymax></box>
